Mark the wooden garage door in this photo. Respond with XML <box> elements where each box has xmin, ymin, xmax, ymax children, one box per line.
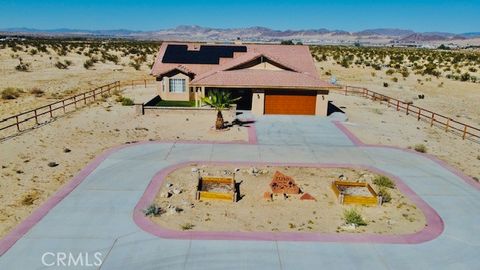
<box><xmin>264</xmin><ymin>90</ymin><xmax>316</xmax><ymax>115</ymax></box>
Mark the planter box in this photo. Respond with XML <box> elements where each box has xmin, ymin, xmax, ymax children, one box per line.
<box><xmin>331</xmin><ymin>180</ymin><xmax>381</xmax><ymax>206</ymax></box>
<box><xmin>196</xmin><ymin>175</ymin><xmax>237</xmax><ymax>202</ymax></box>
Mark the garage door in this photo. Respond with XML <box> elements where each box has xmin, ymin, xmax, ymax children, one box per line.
<box><xmin>264</xmin><ymin>90</ymin><xmax>316</xmax><ymax>115</ymax></box>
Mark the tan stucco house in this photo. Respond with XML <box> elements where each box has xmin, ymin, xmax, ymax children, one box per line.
<box><xmin>150</xmin><ymin>42</ymin><xmax>336</xmax><ymax>116</ymax></box>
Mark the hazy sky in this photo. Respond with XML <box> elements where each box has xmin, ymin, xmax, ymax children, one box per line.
<box><xmin>1</xmin><ymin>0</ymin><xmax>478</xmax><ymax>33</ymax></box>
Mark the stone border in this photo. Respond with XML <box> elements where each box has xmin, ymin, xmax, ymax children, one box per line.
<box><xmin>332</xmin><ymin>121</ymin><xmax>480</xmax><ymax>190</ymax></box>
<box><xmin>133</xmin><ymin>161</ymin><xmax>443</xmax><ymax>244</ymax></box>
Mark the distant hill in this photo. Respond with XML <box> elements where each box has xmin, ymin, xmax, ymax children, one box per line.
<box><xmin>1</xmin><ymin>25</ymin><xmax>478</xmax><ymax>45</ymax></box>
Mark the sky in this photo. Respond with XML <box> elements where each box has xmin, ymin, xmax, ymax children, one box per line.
<box><xmin>0</xmin><ymin>0</ymin><xmax>479</xmax><ymax>33</ymax></box>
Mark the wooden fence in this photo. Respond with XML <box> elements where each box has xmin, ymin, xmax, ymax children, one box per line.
<box><xmin>335</xmin><ymin>85</ymin><xmax>480</xmax><ymax>142</ymax></box>
<box><xmin>0</xmin><ymin>79</ymin><xmax>156</xmax><ymax>140</ymax></box>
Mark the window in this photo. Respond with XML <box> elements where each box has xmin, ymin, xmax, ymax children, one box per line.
<box><xmin>169</xmin><ymin>79</ymin><xmax>186</xmax><ymax>93</ymax></box>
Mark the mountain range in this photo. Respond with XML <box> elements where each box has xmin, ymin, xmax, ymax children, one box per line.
<box><xmin>1</xmin><ymin>25</ymin><xmax>480</xmax><ymax>44</ymax></box>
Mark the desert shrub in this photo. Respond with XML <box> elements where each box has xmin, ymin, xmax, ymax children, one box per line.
<box><xmin>378</xmin><ymin>187</ymin><xmax>392</xmax><ymax>203</ymax></box>
<box><xmin>180</xmin><ymin>223</ymin><xmax>195</xmax><ymax>230</ymax></box>
<box><xmin>460</xmin><ymin>72</ymin><xmax>471</xmax><ymax>82</ymax></box>
<box><xmin>143</xmin><ymin>204</ymin><xmax>163</xmax><ymax>217</ymax></box>
<box><xmin>29</xmin><ymin>87</ymin><xmax>45</xmax><ymax>97</ymax></box>
<box><xmin>116</xmin><ymin>95</ymin><xmax>134</xmax><ymax>106</ymax></box>
<box><xmin>129</xmin><ymin>60</ymin><xmax>141</xmax><ymax>70</ymax></box>
<box><xmin>385</xmin><ymin>69</ymin><xmax>395</xmax><ymax>75</ymax></box>
<box><xmin>373</xmin><ymin>175</ymin><xmax>395</xmax><ymax>188</ymax></box>
<box><xmin>15</xmin><ymin>61</ymin><xmax>31</xmax><ymax>72</ymax></box>
<box><xmin>325</xmin><ymin>71</ymin><xmax>331</xmax><ymax>76</ymax></box>
<box><xmin>83</xmin><ymin>59</ymin><xmax>95</xmax><ymax>69</ymax></box>
<box><xmin>383</xmin><ymin>82</ymin><xmax>389</xmax><ymax>87</ymax></box>
<box><xmin>391</xmin><ymin>77</ymin><xmax>398</xmax><ymax>82</ymax></box>
<box><xmin>414</xmin><ymin>144</ymin><xmax>427</xmax><ymax>153</ymax></box>
<box><xmin>29</xmin><ymin>49</ymin><xmax>38</xmax><ymax>55</ymax></box>
<box><xmin>121</xmin><ymin>97</ymin><xmax>134</xmax><ymax>106</ymax></box>
<box><xmin>400</xmin><ymin>67</ymin><xmax>410</xmax><ymax>78</ymax></box>
<box><xmin>1</xmin><ymin>87</ymin><xmax>23</xmax><ymax>100</ymax></box>
<box><xmin>55</xmin><ymin>61</ymin><xmax>68</xmax><ymax>69</ymax></box>
<box><xmin>343</xmin><ymin>209</ymin><xmax>367</xmax><ymax>226</ymax></box>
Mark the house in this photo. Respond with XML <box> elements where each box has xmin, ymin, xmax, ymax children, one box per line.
<box><xmin>150</xmin><ymin>42</ymin><xmax>337</xmax><ymax>115</ymax></box>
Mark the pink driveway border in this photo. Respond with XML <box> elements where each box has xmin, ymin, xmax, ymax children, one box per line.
<box><xmin>333</xmin><ymin>121</ymin><xmax>480</xmax><ymax>190</ymax></box>
<box><xmin>0</xmin><ymin>122</ymin><xmax>257</xmax><ymax>256</ymax></box>
<box><xmin>133</xmin><ymin>161</ymin><xmax>443</xmax><ymax>244</ymax></box>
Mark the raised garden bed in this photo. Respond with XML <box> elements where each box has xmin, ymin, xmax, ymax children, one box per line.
<box><xmin>331</xmin><ymin>180</ymin><xmax>381</xmax><ymax>206</ymax></box>
<box><xmin>196</xmin><ymin>176</ymin><xmax>237</xmax><ymax>202</ymax></box>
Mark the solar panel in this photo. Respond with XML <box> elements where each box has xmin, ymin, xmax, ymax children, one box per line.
<box><xmin>162</xmin><ymin>44</ymin><xmax>247</xmax><ymax>64</ymax></box>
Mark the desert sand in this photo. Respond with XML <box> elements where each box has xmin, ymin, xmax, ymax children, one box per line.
<box><xmin>0</xmin><ymin>86</ymin><xmax>248</xmax><ymax>238</ymax></box>
<box><xmin>150</xmin><ymin>165</ymin><xmax>425</xmax><ymax>234</ymax></box>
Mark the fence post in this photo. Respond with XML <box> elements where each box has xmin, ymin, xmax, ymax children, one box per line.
<box><xmin>49</xmin><ymin>105</ymin><xmax>53</xmax><ymax>118</ymax></box>
<box><xmin>430</xmin><ymin>113</ymin><xmax>435</xmax><ymax>127</ymax></box>
<box><xmin>15</xmin><ymin>115</ymin><xmax>20</xmax><ymax>131</ymax></box>
<box><xmin>34</xmin><ymin>109</ymin><xmax>38</xmax><ymax>124</ymax></box>
<box><xmin>445</xmin><ymin>118</ymin><xmax>450</xmax><ymax>132</ymax></box>
<box><xmin>396</xmin><ymin>100</ymin><xmax>400</xmax><ymax>111</ymax></box>
<box><xmin>62</xmin><ymin>100</ymin><xmax>66</xmax><ymax>113</ymax></box>
<box><xmin>74</xmin><ymin>96</ymin><xmax>77</xmax><ymax>109</ymax></box>
<box><xmin>417</xmin><ymin>108</ymin><xmax>421</xmax><ymax>121</ymax></box>
<box><xmin>462</xmin><ymin>126</ymin><xmax>467</xmax><ymax>140</ymax></box>
<box><xmin>131</xmin><ymin>80</ymin><xmax>134</xmax><ymax>90</ymax></box>
<box><xmin>144</xmin><ymin>79</ymin><xmax>147</xmax><ymax>88</ymax></box>
<box><xmin>83</xmin><ymin>93</ymin><xmax>87</xmax><ymax>105</ymax></box>
<box><xmin>406</xmin><ymin>103</ymin><xmax>410</xmax><ymax>115</ymax></box>
<box><xmin>93</xmin><ymin>88</ymin><xmax>96</xmax><ymax>101</ymax></box>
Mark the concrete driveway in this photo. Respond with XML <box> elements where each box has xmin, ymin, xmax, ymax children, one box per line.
<box><xmin>0</xmin><ymin>115</ymin><xmax>479</xmax><ymax>269</ymax></box>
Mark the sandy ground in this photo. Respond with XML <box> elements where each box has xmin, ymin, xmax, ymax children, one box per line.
<box><xmin>0</xmin><ymin>87</ymin><xmax>248</xmax><ymax>238</ymax></box>
<box><xmin>316</xmin><ymin>61</ymin><xmax>480</xmax><ymax>127</ymax></box>
<box><xmin>150</xmin><ymin>165</ymin><xmax>425</xmax><ymax>234</ymax></box>
<box><xmin>0</xmin><ymin>47</ymin><xmax>152</xmax><ymax>116</ymax></box>
<box><xmin>330</xmin><ymin>93</ymin><xmax>480</xmax><ymax>181</ymax></box>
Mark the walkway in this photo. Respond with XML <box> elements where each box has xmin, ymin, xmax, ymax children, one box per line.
<box><xmin>0</xmin><ymin>115</ymin><xmax>478</xmax><ymax>269</ymax></box>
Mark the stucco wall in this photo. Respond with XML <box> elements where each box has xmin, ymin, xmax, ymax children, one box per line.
<box><xmin>315</xmin><ymin>90</ymin><xmax>329</xmax><ymax>116</ymax></box>
<box><xmin>158</xmin><ymin>73</ymin><xmax>192</xmax><ymax>101</ymax></box>
<box><xmin>251</xmin><ymin>89</ymin><xmax>265</xmax><ymax>116</ymax></box>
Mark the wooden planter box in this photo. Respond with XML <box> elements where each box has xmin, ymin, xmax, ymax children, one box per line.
<box><xmin>331</xmin><ymin>180</ymin><xmax>381</xmax><ymax>206</ymax></box>
<box><xmin>196</xmin><ymin>175</ymin><xmax>237</xmax><ymax>202</ymax></box>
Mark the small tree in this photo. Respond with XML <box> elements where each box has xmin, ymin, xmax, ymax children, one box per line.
<box><xmin>201</xmin><ymin>90</ymin><xmax>240</xmax><ymax>130</ymax></box>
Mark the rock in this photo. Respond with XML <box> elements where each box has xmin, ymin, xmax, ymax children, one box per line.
<box><xmin>263</xmin><ymin>192</ymin><xmax>273</xmax><ymax>201</ymax></box>
<box><xmin>166</xmin><ymin>205</ymin><xmax>182</xmax><ymax>215</ymax></box>
<box><xmin>102</xmin><ymin>102</ymin><xmax>112</xmax><ymax>108</ymax></box>
<box><xmin>300</xmin><ymin>193</ymin><xmax>316</xmax><ymax>201</ymax></box>
<box><xmin>341</xmin><ymin>223</ymin><xmax>357</xmax><ymax>230</ymax></box>
<box><xmin>161</xmin><ymin>192</ymin><xmax>172</xmax><ymax>198</ymax></box>
<box><xmin>48</xmin><ymin>162</ymin><xmax>59</xmax><ymax>167</ymax></box>
<box><xmin>166</xmin><ymin>182</ymin><xmax>173</xmax><ymax>188</ymax></box>
<box><xmin>338</xmin><ymin>174</ymin><xmax>347</xmax><ymax>180</ymax></box>
<box><xmin>172</xmin><ymin>188</ymin><xmax>182</xmax><ymax>195</ymax></box>
<box><xmin>234</xmin><ymin>168</ymin><xmax>240</xmax><ymax>172</ymax></box>
<box><xmin>191</xmin><ymin>168</ymin><xmax>198</xmax><ymax>173</ymax></box>
<box><xmin>63</xmin><ymin>148</ymin><xmax>71</xmax><ymax>153</ymax></box>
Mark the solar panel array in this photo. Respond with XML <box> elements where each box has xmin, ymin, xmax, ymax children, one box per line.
<box><xmin>162</xmin><ymin>44</ymin><xmax>247</xmax><ymax>64</ymax></box>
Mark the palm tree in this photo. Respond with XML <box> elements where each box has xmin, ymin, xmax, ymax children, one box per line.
<box><xmin>201</xmin><ymin>90</ymin><xmax>240</xmax><ymax>130</ymax></box>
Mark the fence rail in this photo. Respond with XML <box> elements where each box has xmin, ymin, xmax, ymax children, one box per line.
<box><xmin>0</xmin><ymin>79</ymin><xmax>156</xmax><ymax>139</ymax></box>
<box><xmin>334</xmin><ymin>85</ymin><xmax>480</xmax><ymax>142</ymax></box>
<box><xmin>1</xmin><ymin>79</ymin><xmax>478</xmax><ymax>143</ymax></box>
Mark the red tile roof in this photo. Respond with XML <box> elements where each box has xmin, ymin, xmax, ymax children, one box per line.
<box><xmin>151</xmin><ymin>42</ymin><xmax>334</xmax><ymax>90</ymax></box>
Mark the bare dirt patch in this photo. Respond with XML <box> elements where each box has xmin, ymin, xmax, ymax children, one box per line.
<box><xmin>330</xmin><ymin>92</ymin><xmax>480</xmax><ymax>180</ymax></box>
<box><xmin>0</xmin><ymin>88</ymin><xmax>248</xmax><ymax>238</ymax></box>
<box><xmin>149</xmin><ymin>165</ymin><xmax>426</xmax><ymax>235</ymax></box>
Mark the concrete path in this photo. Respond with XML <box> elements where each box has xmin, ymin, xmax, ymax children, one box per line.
<box><xmin>0</xmin><ymin>115</ymin><xmax>479</xmax><ymax>269</ymax></box>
